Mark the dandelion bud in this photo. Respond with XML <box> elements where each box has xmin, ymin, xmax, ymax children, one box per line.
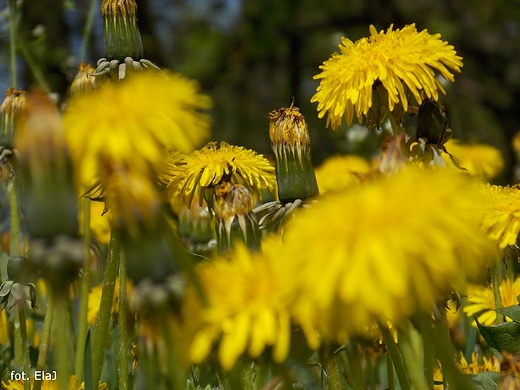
<box><xmin>416</xmin><ymin>99</ymin><xmax>453</xmax><ymax>146</ymax></box>
<box><xmin>176</xmin><ymin>196</ymin><xmax>215</xmax><ymax>253</ymax></box>
<box><xmin>213</xmin><ymin>181</ymin><xmax>261</xmax><ymax>252</ymax></box>
<box><xmin>6</xmin><ymin>255</ymin><xmax>29</xmax><ymax>282</ymax></box>
<box><xmin>69</xmin><ymin>62</ymin><xmax>96</xmax><ymax>95</ymax></box>
<box><xmin>101</xmin><ymin>0</ymin><xmax>143</xmax><ymax>60</ymax></box>
<box><xmin>15</xmin><ymin>90</ymin><xmax>78</xmax><ymax>240</ymax></box>
<box><xmin>269</xmin><ymin>102</ymin><xmax>319</xmax><ymax>203</ymax></box>
<box><xmin>121</xmin><ymin>214</ymin><xmax>187</xmax><ymax>285</ymax></box>
<box><xmin>0</xmin><ymin>88</ymin><xmax>26</xmax><ymax>149</ymax></box>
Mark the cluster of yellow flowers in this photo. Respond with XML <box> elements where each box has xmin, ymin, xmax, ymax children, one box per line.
<box><xmin>3</xmin><ymin>20</ymin><xmax>517</xmax><ymax>390</ymax></box>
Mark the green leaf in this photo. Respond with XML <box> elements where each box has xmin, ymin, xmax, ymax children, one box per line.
<box><xmin>475</xmin><ymin>315</ymin><xmax>520</xmax><ymax>356</ymax></box>
<box><xmin>497</xmin><ymin>304</ymin><xmax>520</xmax><ymax>323</ymax></box>
<box><xmin>466</xmin><ymin>372</ymin><xmax>499</xmax><ymax>390</ymax></box>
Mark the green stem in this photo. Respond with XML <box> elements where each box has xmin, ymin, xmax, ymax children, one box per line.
<box><xmin>344</xmin><ymin>342</ymin><xmax>366</xmax><ymax>390</ymax></box>
<box><xmin>79</xmin><ymin>0</ymin><xmax>99</xmax><ymax>63</ymax></box>
<box><xmin>380</xmin><ymin>324</ymin><xmax>411</xmax><ymax>390</ymax></box>
<box><xmin>17</xmin><ymin>304</ymin><xmax>31</xmax><ymax>390</ymax></box>
<box><xmin>7</xmin><ymin>0</ymin><xmax>18</xmax><ymax>88</ymax></box>
<box><xmin>364</xmin><ymin>350</ymin><xmax>377</xmax><ymax>390</ymax></box>
<box><xmin>386</xmin><ymin>106</ymin><xmax>404</xmax><ymax>134</ymax></box>
<box><xmin>398</xmin><ymin>321</ymin><xmax>429</xmax><ymax>390</ymax></box>
<box><xmin>433</xmin><ymin>307</ymin><xmax>474</xmax><ymax>390</ymax></box>
<box><xmin>491</xmin><ymin>259</ymin><xmax>503</xmax><ymax>324</ymax></box>
<box><xmin>159</xmin><ymin>310</ymin><xmax>184</xmax><ymax>389</ymax></box>
<box><xmin>386</xmin><ymin>354</ymin><xmax>395</xmax><ymax>390</ymax></box>
<box><xmin>325</xmin><ymin>357</ymin><xmax>341</xmax><ymax>390</ymax></box>
<box><xmin>7</xmin><ymin>166</ymin><xmax>21</xmax><ymax>257</ymax></box>
<box><xmin>91</xmin><ymin>232</ymin><xmax>121</xmax><ymax>387</ymax></box>
<box><xmin>53</xmin><ymin>292</ymin><xmax>72</xmax><ymax>390</ymax></box>
<box><xmin>75</xmin><ymin>196</ymin><xmax>92</xmax><ymax>383</ymax></box>
<box><xmin>118</xmin><ymin>250</ymin><xmax>128</xmax><ymax>390</ymax></box>
<box><xmin>17</xmin><ymin>43</ymin><xmax>51</xmax><ymax>93</ymax></box>
<box><xmin>33</xmin><ymin>290</ymin><xmax>54</xmax><ymax>390</ymax></box>
<box><xmin>419</xmin><ymin>313</ymin><xmax>435</xmax><ymax>390</ymax></box>
<box><xmin>8</xmin><ymin>165</ymin><xmax>24</xmax><ymax>372</ymax></box>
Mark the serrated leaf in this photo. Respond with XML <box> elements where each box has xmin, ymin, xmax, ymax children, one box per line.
<box><xmin>466</xmin><ymin>372</ymin><xmax>499</xmax><ymax>390</ymax></box>
<box><xmin>497</xmin><ymin>304</ymin><xmax>520</xmax><ymax>323</ymax></box>
<box><xmin>475</xmin><ymin>315</ymin><xmax>520</xmax><ymax>355</ymax></box>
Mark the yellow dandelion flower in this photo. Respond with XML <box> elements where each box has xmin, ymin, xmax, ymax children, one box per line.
<box><xmin>464</xmin><ymin>277</ymin><xmax>520</xmax><ymax>326</ymax></box>
<box><xmin>458</xmin><ymin>351</ymin><xmax>499</xmax><ymax>374</ymax></box>
<box><xmin>186</xmin><ymin>236</ymin><xmax>291</xmax><ymax>370</ymax></box>
<box><xmin>167</xmin><ymin>142</ymin><xmax>276</xmax><ymax>207</ymax></box>
<box><xmin>0</xmin><ymin>309</ymin><xmax>8</xmax><ymax>345</ymax></box>
<box><xmin>479</xmin><ymin>184</ymin><xmax>520</xmax><ymax>249</ymax></box>
<box><xmin>273</xmin><ymin>168</ymin><xmax>493</xmax><ymax>346</ymax></box>
<box><xmin>311</xmin><ymin>24</ymin><xmax>463</xmax><ymax>130</ymax></box>
<box><xmin>314</xmin><ymin>154</ymin><xmax>370</xmax><ymax>194</ymax></box>
<box><xmin>444</xmin><ymin>140</ymin><xmax>504</xmax><ymax>179</ymax></box>
<box><xmin>64</xmin><ymin>70</ymin><xmax>211</xmax><ymax>188</ymax></box>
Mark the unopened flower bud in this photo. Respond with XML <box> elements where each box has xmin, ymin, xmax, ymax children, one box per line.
<box><xmin>69</xmin><ymin>62</ymin><xmax>96</xmax><ymax>95</ymax></box>
<box><xmin>101</xmin><ymin>0</ymin><xmax>143</xmax><ymax>60</ymax></box>
<box><xmin>15</xmin><ymin>90</ymin><xmax>78</xmax><ymax>239</ymax></box>
<box><xmin>269</xmin><ymin>102</ymin><xmax>319</xmax><ymax>203</ymax></box>
<box><xmin>213</xmin><ymin>181</ymin><xmax>261</xmax><ymax>252</ymax></box>
<box><xmin>0</xmin><ymin>88</ymin><xmax>26</xmax><ymax>149</ymax></box>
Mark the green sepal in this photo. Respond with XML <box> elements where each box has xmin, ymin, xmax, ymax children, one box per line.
<box><xmin>273</xmin><ymin>145</ymin><xmax>319</xmax><ymax>203</ymax></box>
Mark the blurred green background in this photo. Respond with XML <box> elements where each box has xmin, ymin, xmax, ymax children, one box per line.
<box><xmin>1</xmin><ymin>0</ymin><xmax>519</xmax><ymax>182</ymax></box>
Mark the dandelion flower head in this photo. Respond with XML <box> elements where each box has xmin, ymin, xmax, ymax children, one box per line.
<box><xmin>464</xmin><ymin>276</ymin><xmax>520</xmax><ymax>326</ymax></box>
<box><xmin>444</xmin><ymin>140</ymin><xmax>504</xmax><ymax>180</ymax></box>
<box><xmin>479</xmin><ymin>184</ymin><xmax>520</xmax><ymax>249</ymax></box>
<box><xmin>186</xmin><ymin>236</ymin><xmax>290</xmax><ymax>370</ymax></box>
<box><xmin>311</xmin><ymin>24</ymin><xmax>463</xmax><ymax>130</ymax></box>
<box><xmin>274</xmin><ymin>167</ymin><xmax>493</xmax><ymax>346</ymax></box>
<box><xmin>64</xmin><ymin>70</ymin><xmax>212</xmax><ymax>187</ymax></box>
<box><xmin>167</xmin><ymin>142</ymin><xmax>276</xmax><ymax>207</ymax></box>
<box><xmin>315</xmin><ymin>154</ymin><xmax>370</xmax><ymax>194</ymax></box>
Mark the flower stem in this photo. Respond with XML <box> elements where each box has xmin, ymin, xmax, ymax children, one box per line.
<box><xmin>492</xmin><ymin>258</ymin><xmax>503</xmax><ymax>324</ymax></box>
<box><xmin>75</xmin><ymin>196</ymin><xmax>92</xmax><ymax>383</ymax></box>
<box><xmin>118</xmin><ymin>251</ymin><xmax>129</xmax><ymax>390</ymax></box>
<box><xmin>419</xmin><ymin>312</ymin><xmax>435</xmax><ymax>390</ymax></box>
<box><xmin>7</xmin><ymin>165</ymin><xmax>21</xmax><ymax>257</ymax></box>
<box><xmin>17</xmin><ymin>304</ymin><xmax>31</xmax><ymax>390</ymax></box>
<box><xmin>325</xmin><ymin>357</ymin><xmax>341</xmax><ymax>390</ymax></box>
<box><xmin>91</xmin><ymin>231</ymin><xmax>121</xmax><ymax>387</ymax></box>
<box><xmin>33</xmin><ymin>289</ymin><xmax>54</xmax><ymax>390</ymax></box>
<box><xmin>17</xmin><ymin>43</ymin><xmax>51</xmax><ymax>93</ymax></box>
<box><xmin>7</xmin><ymin>0</ymin><xmax>18</xmax><ymax>88</ymax></box>
<box><xmin>380</xmin><ymin>324</ymin><xmax>411</xmax><ymax>390</ymax></box>
<box><xmin>159</xmin><ymin>310</ymin><xmax>184</xmax><ymax>389</ymax></box>
<box><xmin>79</xmin><ymin>0</ymin><xmax>99</xmax><ymax>63</ymax></box>
<box><xmin>53</xmin><ymin>292</ymin><xmax>72</xmax><ymax>390</ymax></box>
<box><xmin>397</xmin><ymin>321</ymin><xmax>429</xmax><ymax>390</ymax></box>
<box><xmin>386</xmin><ymin>354</ymin><xmax>395</xmax><ymax>390</ymax></box>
